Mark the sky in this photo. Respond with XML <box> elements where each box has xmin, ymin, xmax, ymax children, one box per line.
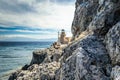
<box><xmin>0</xmin><ymin>0</ymin><xmax>75</xmax><ymax>41</ymax></box>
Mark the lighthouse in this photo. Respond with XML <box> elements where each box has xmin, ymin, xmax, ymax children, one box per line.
<box><xmin>57</xmin><ymin>29</ymin><xmax>71</xmax><ymax>44</ymax></box>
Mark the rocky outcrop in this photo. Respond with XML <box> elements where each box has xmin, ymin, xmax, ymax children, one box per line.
<box><xmin>72</xmin><ymin>0</ymin><xmax>120</xmax><ymax>39</ymax></box>
<box><xmin>9</xmin><ymin>62</ymin><xmax>60</xmax><ymax>80</ymax></box>
<box><xmin>9</xmin><ymin>45</ymin><xmax>63</xmax><ymax>80</ymax></box>
<box><xmin>9</xmin><ymin>0</ymin><xmax>120</xmax><ymax>80</ymax></box>
<box><xmin>55</xmin><ymin>35</ymin><xmax>111</xmax><ymax>80</ymax></box>
<box><xmin>31</xmin><ymin>46</ymin><xmax>62</xmax><ymax>64</ymax></box>
<box><xmin>105</xmin><ymin>22</ymin><xmax>120</xmax><ymax>65</ymax></box>
<box><xmin>55</xmin><ymin>0</ymin><xmax>120</xmax><ymax>79</ymax></box>
<box><xmin>72</xmin><ymin>0</ymin><xmax>99</xmax><ymax>38</ymax></box>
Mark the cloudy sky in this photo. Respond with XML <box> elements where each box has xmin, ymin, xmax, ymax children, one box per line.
<box><xmin>0</xmin><ymin>0</ymin><xmax>75</xmax><ymax>41</ymax></box>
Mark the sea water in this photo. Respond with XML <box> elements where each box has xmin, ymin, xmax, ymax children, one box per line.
<box><xmin>0</xmin><ymin>42</ymin><xmax>53</xmax><ymax>80</ymax></box>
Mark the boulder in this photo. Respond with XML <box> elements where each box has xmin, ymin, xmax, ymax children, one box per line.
<box><xmin>111</xmin><ymin>66</ymin><xmax>120</xmax><ymax>80</ymax></box>
<box><xmin>30</xmin><ymin>47</ymin><xmax>62</xmax><ymax>64</ymax></box>
<box><xmin>105</xmin><ymin>22</ymin><xmax>120</xmax><ymax>65</ymax></box>
<box><xmin>30</xmin><ymin>49</ymin><xmax>47</xmax><ymax>64</ymax></box>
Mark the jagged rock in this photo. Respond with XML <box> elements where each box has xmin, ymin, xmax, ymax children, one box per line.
<box><xmin>72</xmin><ymin>0</ymin><xmax>99</xmax><ymax>39</ymax></box>
<box><xmin>9</xmin><ymin>62</ymin><xmax>60</xmax><ymax>80</ymax></box>
<box><xmin>72</xmin><ymin>0</ymin><xmax>120</xmax><ymax>39</ymax></box>
<box><xmin>30</xmin><ymin>46</ymin><xmax>62</xmax><ymax>64</ymax></box>
<box><xmin>30</xmin><ymin>49</ymin><xmax>48</xmax><ymax>64</ymax></box>
<box><xmin>89</xmin><ymin>0</ymin><xmax>120</xmax><ymax>36</ymax></box>
<box><xmin>21</xmin><ymin>64</ymin><xmax>29</xmax><ymax>70</ymax></box>
<box><xmin>111</xmin><ymin>65</ymin><xmax>120</xmax><ymax>80</ymax></box>
<box><xmin>9</xmin><ymin>70</ymin><xmax>21</xmax><ymax>80</ymax></box>
<box><xmin>105</xmin><ymin>22</ymin><xmax>120</xmax><ymax>65</ymax></box>
<box><xmin>55</xmin><ymin>35</ymin><xmax>111</xmax><ymax>80</ymax></box>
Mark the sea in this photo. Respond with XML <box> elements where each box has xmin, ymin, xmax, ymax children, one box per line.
<box><xmin>0</xmin><ymin>41</ymin><xmax>53</xmax><ymax>80</ymax></box>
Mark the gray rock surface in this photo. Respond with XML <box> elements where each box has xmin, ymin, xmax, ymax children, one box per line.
<box><xmin>72</xmin><ymin>0</ymin><xmax>120</xmax><ymax>39</ymax></box>
<box><xmin>111</xmin><ymin>66</ymin><xmax>120</xmax><ymax>80</ymax></box>
<box><xmin>72</xmin><ymin>0</ymin><xmax>99</xmax><ymax>38</ymax></box>
<box><xmin>9</xmin><ymin>62</ymin><xmax>60</xmax><ymax>80</ymax></box>
<box><xmin>55</xmin><ymin>35</ymin><xmax>111</xmax><ymax>80</ymax></box>
<box><xmin>105</xmin><ymin>22</ymin><xmax>120</xmax><ymax>65</ymax></box>
<box><xmin>30</xmin><ymin>46</ymin><xmax>62</xmax><ymax>64</ymax></box>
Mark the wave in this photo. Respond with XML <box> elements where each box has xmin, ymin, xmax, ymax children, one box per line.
<box><xmin>0</xmin><ymin>55</ymin><xmax>20</xmax><ymax>58</ymax></box>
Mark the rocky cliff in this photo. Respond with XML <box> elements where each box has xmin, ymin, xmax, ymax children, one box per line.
<box><xmin>9</xmin><ymin>0</ymin><xmax>120</xmax><ymax>80</ymax></box>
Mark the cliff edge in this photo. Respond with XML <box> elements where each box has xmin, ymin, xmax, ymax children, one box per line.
<box><xmin>9</xmin><ymin>0</ymin><xmax>120</xmax><ymax>80</ymax></box>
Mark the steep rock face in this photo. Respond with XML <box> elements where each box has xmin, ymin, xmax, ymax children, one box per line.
<box><xmin>55</xmin><ymin>0</ymin><xmax>120</xmax><ymax>79</ymax></box>
<box><xmin>72</xmin><ymin>0</ymin><xmax>120</xmax><ymax>39</ymax></box>
<box><xmin>72</xmin><ymin>0</ymin><xmax>98</xmax><ymax>38</ymax></box>
<box><xmin>55</xmin><ymin>35</ymin><xmax>111</xmax><ymax>80</ymax></box>
<box><xmin>105</xmin><ymin>22</ymin><xmax>120</xmax><ymax>65</ymax></box>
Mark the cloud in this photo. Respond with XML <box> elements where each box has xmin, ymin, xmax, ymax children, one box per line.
<box><xmin>0</xmin><ymin>0</ymin><xmax>36</xmax><ymax>14</ymax></box>
<box><xmin>0</xmin><ymin>0</ymin><xmax>75</xmax><ymax>40</ymax></box>
<box><xmin>0</xmin><ymin>0</ymin><xmax>75</xmax><ymax>28</ymax></box>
